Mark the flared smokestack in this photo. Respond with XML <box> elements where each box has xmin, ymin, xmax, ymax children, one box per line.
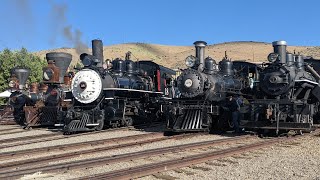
<box><xmin>194</xmin><ymin>41</ymin><xmax>207</xmax><ymax>71</ymax></box>
<box><xmin>13</xmin><ymin>68</ymin><xmax>31</xmax><ymax>90</ymax></box>
<box><xmin>272</xmin><ymin>40</ymin><xmax>287</xmax><ymax>64</ymax></box>
<box><xmin>46</xmin><ymin>52</ymin><xmax>72</xmax><ymax>84</ymax></box>
<box><xmin>92</xmin><ymin>39</ymin><xmax>104</xmax><ymax>67</ymax></box>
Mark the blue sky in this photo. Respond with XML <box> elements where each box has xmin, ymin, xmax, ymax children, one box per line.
<box><xmin>0</xmin><ymin>0</ymin><xmax>319</xmax><ymax>52</ymax></box>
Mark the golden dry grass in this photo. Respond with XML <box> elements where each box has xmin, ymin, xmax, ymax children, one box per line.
<box><xmin>34</xmin><ymin>41</ymin><xmax>320</xmax><ymax>69</ymax></box>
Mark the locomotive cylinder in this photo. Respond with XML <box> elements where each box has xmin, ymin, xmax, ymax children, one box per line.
<box><xmin>194</xmin><ymin>41</ymin><xmax>207</xmax><ymax>72</ymax></box>
<box><xmin>92</xmin><ymin>39</ymin><xmax>104</xmax><ymax>67</ymax></box>
<box><xmin>272</xmin><ymin>40</ymin><xmax>287</xmax><ymax>64</ymax></box>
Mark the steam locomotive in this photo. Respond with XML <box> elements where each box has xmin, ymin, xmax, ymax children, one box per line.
<box><xmin>61</xmin><ymin>40</ymin><xmax>176</xmax><ymax>132</ymax></box>
<box><xmin>7</xmin><ymin>52</ymin><xmax>73</xmax><ymax>128</ymax></box>
<box><xmin>7</xmin><ymin>67</ymin><xmax>33</xmax><ymax>125</ymax></box>
<box><xmin>240</xmin><ymin>41</ymin><xmax>320</xmax><ymax>134</ymax></box>
<box><xmin>164</xmin><ymin>41</ymin><xmax>246</xmax><ymax>133</ymax></box>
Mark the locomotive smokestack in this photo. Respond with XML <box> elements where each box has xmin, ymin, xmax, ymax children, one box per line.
<box><xmin>194</xmin><ymin>41</ymin><xmax>207</xmax><ymax>71</ymax></box>
<box><xmin>46</xmin><ymin>52</ymin><xmax>72</xmax><ymax>84</ymax></box>
<box><xmin>92</xmin><ymin>39</ymin><xmax>104</xmax><ymax>67</ymax></box>
<box><xmin>272</xmin><ymin>40</ymin><xmax>287</xmax><ymax>64</ymax></box>
<box><xmin>13</xmin><ymin>68</ymin><xmax>31</xmax><ymax>90</ymax></box>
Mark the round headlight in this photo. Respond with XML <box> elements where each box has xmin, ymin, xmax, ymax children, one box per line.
<box><xmin>43</xmin><ymin>69</ymin><xmax>53</xmax><ymax>81</ymax></box>
<box><xmin>82</xmin><ymin>56</ymin><xmax>92</xmax><ymax>67</ymax></box>
<box><xmin>8</xmin><ymin>81</ymin><xmax>15</xmax><ymax>88</ymax></box>
<box><xmin>185</xmin><ymin>55</ymin><xmax>196</xmax><ymax>67</ymax></box>
<box><xmin>268</xmin><ymin>53</ymin><xmax>279</xmax><ymax>63</ymax></box>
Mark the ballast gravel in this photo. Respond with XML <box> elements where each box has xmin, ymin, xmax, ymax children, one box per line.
<box><xmin>0</xmin><ymin>125</ymin><xmax>319</xmax><ymax>180</ymax></box>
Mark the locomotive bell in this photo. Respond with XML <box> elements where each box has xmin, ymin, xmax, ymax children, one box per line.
<box><xmin>272</xmin><ymin>40</ymin><xmax>287</xmax><ymax>64</ymax></box>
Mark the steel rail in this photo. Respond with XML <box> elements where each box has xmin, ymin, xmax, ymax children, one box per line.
<box><xmin>0</xmin><ymin>135</ymin><xmax>253</xmax><ymax>179</ymax></box>
<box><xmin>77</xmin><ymin>136</ymin><xmax>299</xmax><ymax>180</ymax></box>
<box><xmin>0</xmin><ymin>133</ymin><xmax>202</xmax><ymax>173</ymax></box>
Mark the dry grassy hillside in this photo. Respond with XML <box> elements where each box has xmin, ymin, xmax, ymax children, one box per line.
<box><xmin>34</xmin><ymin>41</ymin><xmax>320</xmax><ymax>69</ymax></box>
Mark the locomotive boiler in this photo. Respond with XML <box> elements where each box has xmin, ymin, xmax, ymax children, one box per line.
<box><xmin>62</xmin><ymin>40</ymin><xmax>176</xmax><ymax>132</ymax></box>
<box><xmin>164</xmin><ymin>41</ymin><xmax>245</xmax><ymax>133</ymax></box>
<box><xmin>241</xmin><ymin>41</ymin><xmax>320</xmax><ymax>134</ymax></box>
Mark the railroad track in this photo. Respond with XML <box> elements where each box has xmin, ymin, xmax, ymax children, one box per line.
<box><xmin>0</xmin><ymin>131</ymin><xmax>313</xmax><ymax>179</ymax></box>
<box><xmin>0</xmin><ymin>132</ymin><xmax>205</xmax><ymax>179</ymax></box>
<box><xmin>0</xmin><ymin>120</ymin><xmax>16</xmax><ymax>125</ymax></box>
<box><xmin>79</xmin><ymin>137</ymin><xmax>290</xmax><ymax>180</ymax></box>
<box><xmin>0</xmin><ymin>129</ymin><xmax>25</xmax><ymax>136</ymax></box>
<box><xmin>0</xmin><ymin>126</ymin><xmax>21</xmax><ymax>131</ymax></box>
<box><xmin>0</xmin><ymin>123</ymin><xmax>164</xmax><ymax>149</ymax></box>
<box><xmin>78</xmin><ymin>131</ymin><xmax>319</xmax><ymax>180</ymax></box>
<box><xmin>0</xmin><ymin>133</ymin><xmax>201</xmax><ymax>172</ymax></box>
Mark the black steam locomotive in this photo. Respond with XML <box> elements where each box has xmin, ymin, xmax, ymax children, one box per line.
<box><xmin>62</xmin><ymin>40</ymin><xmax>176</xmax><ymax>132</ymax></box>
<box><xmin>241</xmin><ymin>41</ymin><xmax>320</xmax><ymax>134</ymax></box>
<box><xmin>164</xmin><ymin>41</ymin><xmax>246</xmax><ymax>133</ymax></box>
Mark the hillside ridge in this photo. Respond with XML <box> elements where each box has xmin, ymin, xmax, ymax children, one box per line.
<box><xmin>34</xmin><ymin>41</ymin><xmax>320</xmax><ymax>68</ymax></box>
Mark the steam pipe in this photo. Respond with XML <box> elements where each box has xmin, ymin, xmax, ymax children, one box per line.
<box><xmin>194</xmin><ymin>41</ymin><xmax>207</xmax><ymax>72</ymax></box>
<box><xmin>92</xmin><ymin>39</ymin><xmax>104</xmax><ymax>67</ymax></box>
<box><xmin>272</xmin><ymin>40</ymin><xmax>287</xmax><ymax>64</ymax></box>
<box><xmin>306</xmin><ymin>64</ymin><xmax>320</xmax><ymax>83</ymax></box>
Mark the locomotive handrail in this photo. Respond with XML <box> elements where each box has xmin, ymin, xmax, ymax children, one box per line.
<box><xmin>103</xmin><ymin>88</ymin><xmax>163</xmax><ymax>94</ymax></box>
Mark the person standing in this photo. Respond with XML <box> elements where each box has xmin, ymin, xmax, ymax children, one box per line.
<box><xmin>227</xmin><ymin>95</ymin><xmax>242</xmax><ymax>133</ymax></box>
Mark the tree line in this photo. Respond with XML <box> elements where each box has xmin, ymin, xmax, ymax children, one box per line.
<box><xmin>0</xmin><ymin>48</ymin><xmax>46</xmax><ymax>103</ymax></box>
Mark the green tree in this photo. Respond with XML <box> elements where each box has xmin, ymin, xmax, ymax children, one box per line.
<box><xmin>0</xmin><ymin>48</ymin><xmax>46</xmax><ymax>104</ymax></box>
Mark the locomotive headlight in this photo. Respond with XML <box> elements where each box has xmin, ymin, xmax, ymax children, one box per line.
<box><xmin>8</xmin><ymin>81</ymin><xmax>15</xmax><ymax>88</ymax></box>
<box><xmin>185</xmin><ymin>55</ymin><xmax>196</xmax><ymax>67</ymax></box>
<box><xmin>43</xmin><ymin>69</ymin><xmax>53</xmax><ymax>81</ymax></box>
<box><xmin>184</xmin><ymin>79</ymin><xmax>193</xmax><ymax>87</ymax></box>
<box><xmin>268</xmin><ymin>53</ymin><xmax>279</xmax><ymax>63</ymax></box>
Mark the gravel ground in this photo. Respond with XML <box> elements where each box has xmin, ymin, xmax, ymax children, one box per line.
<box><xmin>140</xmin><ymin>133</ymin><xmax>320</xmax><ymax>180</ymax></box>
<box><xmin>0</xmin><ymin>125</ymin><xmax>319</xmax><ymax>180</ymax></box>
